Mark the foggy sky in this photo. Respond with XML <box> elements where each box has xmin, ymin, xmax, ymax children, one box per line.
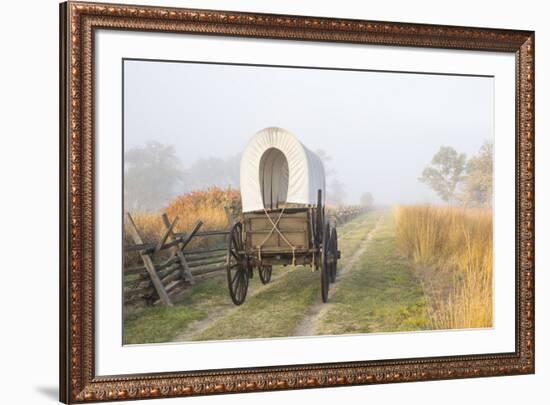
<box><xmin>124</xmin><ymin>59</ymin><xmax>493</xmax><ymax>205</ymax></box>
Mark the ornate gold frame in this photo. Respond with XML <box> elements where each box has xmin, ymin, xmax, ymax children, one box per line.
<box><xmin>59</xmin><ymin>1</ymin><xmax>535</xmax><ymax>403</ymax></box>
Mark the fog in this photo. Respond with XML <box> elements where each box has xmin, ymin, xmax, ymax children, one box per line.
<box><xmin>124</xmin><ymin>59</ymin><xmax>493</xmax><ymax>206</ymax></box>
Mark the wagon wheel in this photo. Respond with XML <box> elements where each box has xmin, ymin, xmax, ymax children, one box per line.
<box><xmin>226</xmin><ymin>222</ymin><xmax>249</xmax><ymax>305</ymax></box>
<box><xmin>321</xmin><ymin>222</ymin><xmax>330</xmax><ymax>303</ymax></box>
<box><xmin>258</xmin><ymin>265</ymin><xmax>272</xmax><ymax>284</ymax></box>
<box><xmin>329</xmin><ymin>227</ymin><xmax>338</xmax><ymax>283</ymax></box>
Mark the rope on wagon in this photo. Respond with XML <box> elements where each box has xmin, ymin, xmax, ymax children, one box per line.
<box><xmin>257</xmin><ymin>206</ymin><xmax>298</xmax><ymax>267</ymax></box>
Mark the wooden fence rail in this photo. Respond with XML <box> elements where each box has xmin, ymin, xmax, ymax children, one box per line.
<box><xmin>124</xmin><ymin>205</ymin><xmax>368</xmax><ymax>307</ymax></box>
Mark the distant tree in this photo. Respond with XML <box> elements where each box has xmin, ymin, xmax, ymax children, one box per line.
<box><xmin>419</xmin><ymin>146</ymin><xmax>466</xmax><ymax>203</ymax></box>
<box><xmin>182</xmin><ymin>154</ymin><xmax>240</xmax><ymax>192</ymax></box>
<box><xmin>124</xmin><ymin>142</ymin><xmax>184</xmax><ymax>211</ymax></box>
<box><xmin>326</xmin><ymin>179</ymin><xmax>347</xmax><ymax>207</ymax></box>
<box><xmin>462</xmin><ymin>142</ymin><xmax>493</xmax><ymax>206</ymax></box>
<box><xmin>360</xmin><ymin>192</ymin><xmax>374</xmax><ymax>207</ymax></box>
<box><xmin>316</xmin><ymin>149</ymin><xmax>346</xmax><ymax>206</ymax></box>
<box><xmin>315</xmin><ymin>149</ymin><xmax>336</xmax><ymax>178</ymax></box>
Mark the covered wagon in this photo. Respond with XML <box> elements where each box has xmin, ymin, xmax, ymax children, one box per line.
<box><xmin>226</xmin><ymin>127</ymin><xmax>339</xmax><ymax>305</ymax></box>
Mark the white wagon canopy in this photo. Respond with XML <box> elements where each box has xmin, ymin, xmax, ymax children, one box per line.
<box><xmin>240</xmin><ymin>127</ymin><xmax>326</xmax><ymax>213</ymax></box>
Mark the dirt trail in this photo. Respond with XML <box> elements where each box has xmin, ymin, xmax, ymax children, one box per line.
<box><xmin>293</xmin><ymin>216</ymin><xmax>383</xmax><ymax>337</ymax></box>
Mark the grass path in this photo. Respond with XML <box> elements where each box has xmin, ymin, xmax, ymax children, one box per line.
<box><xmin>193</xmin><ymin>211</ymin><xmax>382</xmax><ymax>341</ymax></box>
<box><xmin>312</xmin><ymin>212</ymin><xmax>431</xmax><ymax>335</ymax></box>
<box><xmin>294</xmin><ymin>215</ymin><xmax>383</xmax><ymax>336</ymax></box>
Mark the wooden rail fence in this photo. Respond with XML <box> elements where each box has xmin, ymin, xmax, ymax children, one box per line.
<box><xmin>124</xmin><ymin>205</ymin><xmax>368</xmax><ymax>307</ymax></box>
<box><xmin>328</xmin><ymin>205</ymin><xmax>366</xmax><ymax>225</ymax></box>
<box><xmin>124</xmin><ymin>212</ymin><xmax>230</xmax><ymax>307</ymax></box>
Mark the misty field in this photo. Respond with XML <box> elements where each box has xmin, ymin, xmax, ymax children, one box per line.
<box><xmin>393</xmin><ymin>205</ymin><xmax>493</xmax><ymax>329</ymax></box>
<box><xmin>121</xmin><ymin>59</ymin><xmax>495</xmax><ymax>344</ymax></box>
<box><xmin>124</xmin><ymin>198</ymin><xmax>493</xmax><ymax>344</ymax></box>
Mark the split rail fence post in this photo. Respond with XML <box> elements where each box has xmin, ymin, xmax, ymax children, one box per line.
<box><xmin>161</xmin><ymin>213</ymin><xmax>195</xmax><ymax>285</ymax></box>
<box><xmin>125</xmin><ymin>212</ymin><xmax>173</xmax><ymax>306</ymax></box>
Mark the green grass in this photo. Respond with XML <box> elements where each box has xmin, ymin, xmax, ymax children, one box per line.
<box><xmin>123</xmin><ymin>254</ymin><xmax>301</xmax><ymax>344</ymax></box>
<box><xmin>336</xmin><ymin>212</ymin><xmax>381</xmax><ymax>263</ymax></box>
<box><xmin>314</xmin><ymin>213</ymin><xmax>431</xmax><ymax>335</ymax></box>
<box><xmin>124</xmin><ymin>276</ymin><xmax>228</xmax><ymax>344</ymax></box>
<box><xmin>196</xmin><ymin>269</ymin><xmax>320</xmax><ymax>340</ymax></box>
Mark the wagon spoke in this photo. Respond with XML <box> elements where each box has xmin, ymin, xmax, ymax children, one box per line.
<box><xmin>236</xmin><ymin>227</ymin><xmax>242</xmax><ymax>247</ymax></box>
<box><xmin>235</xmin><ymin>271</ymin><xmax>244</xmax><ymax>298</ymax></box>
<box><xmin>240</xmin><ymin>271</ymin><xmax>248</xmax><ymax>297</ymax></box>
<box><xmin>232</xmin><ymin>277</ymin><xmax>240</xmax><ymax>296</ymax></box>
<box><xmin>238</xmin><ymin>275</ymin><xmax>245</xmax><ymax>300</ymax></box>
<box><xmin>231</xmin><ymin>269</ymin><xmax>241</xmax><ymax>288</ymax></box>
<box><xmin>234</xmin><ymin>274</ymin><xmax>240</xmax><ymax>297</ymax></box>
<box><xmin>242</xmin><ymin>276</ymin><xmax>249</xmax><ymax>300</ymax></box>
<box><xmin>235</xmin><ymin>239</ymin><xmax>243</xmax><ymax>253</ymax></box>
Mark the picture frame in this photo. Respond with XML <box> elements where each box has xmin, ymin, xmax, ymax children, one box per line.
<box><xmin>59</xmin><ymin>1</ymin><xmax>535</xmax><ymax>403</ymax></box>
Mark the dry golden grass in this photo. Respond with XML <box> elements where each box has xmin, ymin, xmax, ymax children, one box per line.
<box><xmin>125</xmin><ymin>212</ymin><xmax>164</xmax><ymax>244</ymax></box>
<box><xmin>125</xmin><ymin>186</ymin><xmax>240</xmax><ymax>238</ymax></box>
<box><xmin>393</xmin><ymin>205</ymin><xmax>493</xmax><ymax>330</ymax></box>
<box><xmin>164</xmin><ymin>187</ymin><xmax>240</xmax><ymax>235</ymax></box>
<box><xmin>124</xmin><ymin>187</ymin><xmax>241</xmax><ymax>266</ymax></box>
